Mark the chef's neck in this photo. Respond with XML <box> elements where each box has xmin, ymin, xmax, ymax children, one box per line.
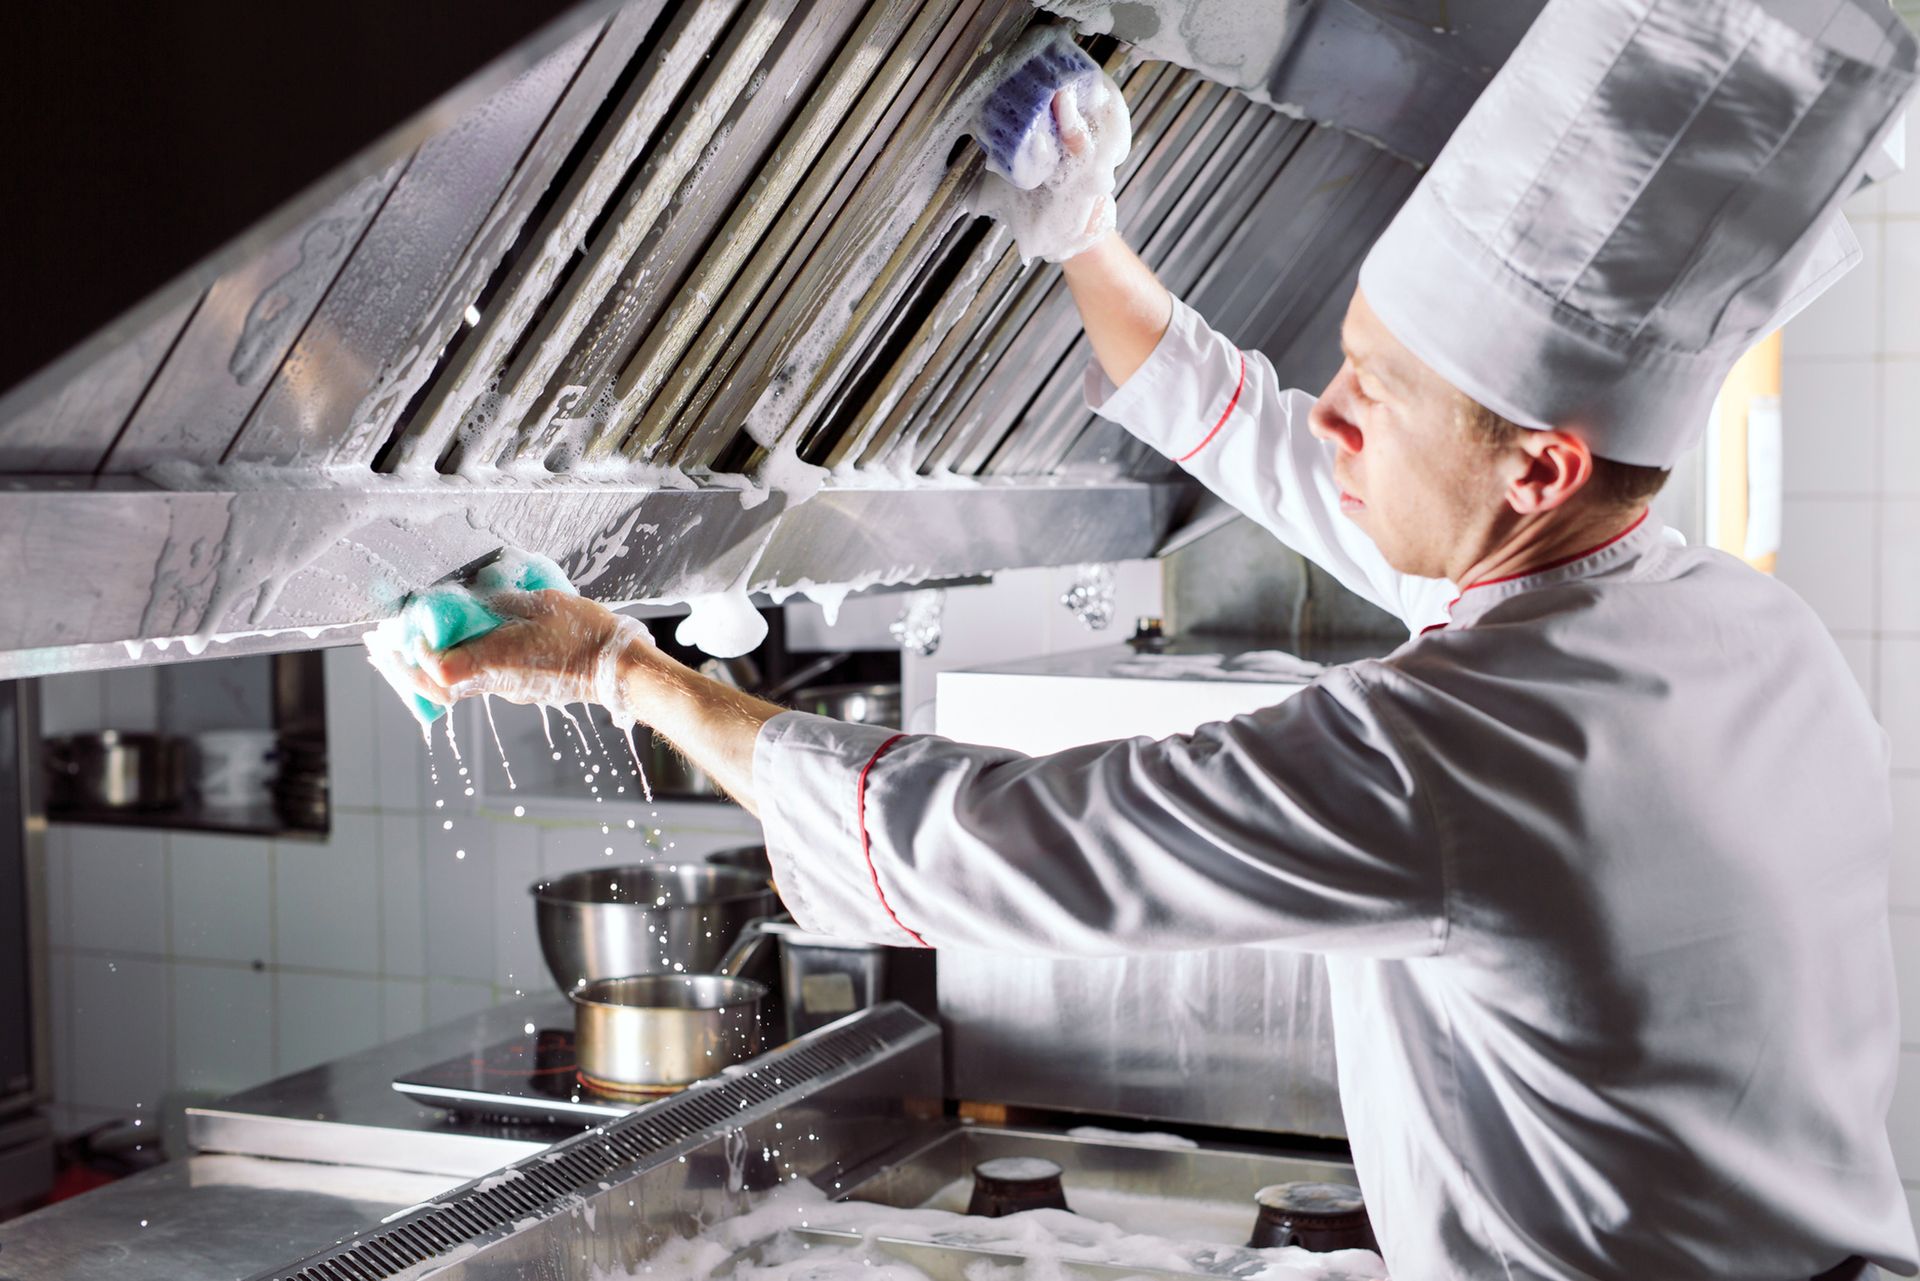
<box><xmin>1448</xmin><ymin>502</ymin><xmax>1648</xmax><ymax>593</ymax></box>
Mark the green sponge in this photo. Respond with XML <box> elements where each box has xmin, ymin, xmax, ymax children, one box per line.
<box><xmin>364</xmin><ymin>548</ymin><xmax>576</xmax><ymax>726</ymax></box>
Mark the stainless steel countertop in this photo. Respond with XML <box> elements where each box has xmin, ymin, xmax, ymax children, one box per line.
<box><xmin>187</xmin><ymin>994</ymin><xmax>578</xmax><ymax>1178</ymax></box>
<box><xmin>0</xmin><ymin>1153</ymin><xmax>460</xmax><ymax>1281</ymax></box>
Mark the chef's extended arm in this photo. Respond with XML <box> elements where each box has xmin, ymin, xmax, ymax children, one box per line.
<box><xmin>753</xmin><ymin>669</ymin><xmax>1446</xmax><ymax>958</ymax></box>
<box><xmin>424</xmin><ymin>597</ymin><xmax>1445</xmax><ymax>958</ymax></box>
<box><xmin>1059</xmin><ymin>234</ymin><xmax>1452</xmax><ymax>632</ymax></box>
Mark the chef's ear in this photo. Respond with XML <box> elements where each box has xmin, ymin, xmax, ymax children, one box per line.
<box><xmin>1506</xmin><ymin>428</ymin><xmax>1596</xmax><ymax>516</ymax></box>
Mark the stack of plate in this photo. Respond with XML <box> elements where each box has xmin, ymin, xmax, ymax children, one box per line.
<box><xmin>275</xmin><ymin>735</ymin><xmax>329</xmax><ymax>830</ymax></box>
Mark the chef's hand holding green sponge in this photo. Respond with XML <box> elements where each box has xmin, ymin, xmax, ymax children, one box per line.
<box><xmin>364</xmin><ymin>548</ymin><xmax>648</xmax><ymax>727</ymax></box>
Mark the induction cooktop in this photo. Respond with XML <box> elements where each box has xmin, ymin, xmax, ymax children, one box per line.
<box><xmin>391</xmin><ymin>1026</ymin><xmax>682</xmax><ymax>1125</ymax></box>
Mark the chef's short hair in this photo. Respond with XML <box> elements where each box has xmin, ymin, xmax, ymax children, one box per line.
<box><xmin>1464</xmin><ymin>400</ymin><xmax>1669</xmax><ymax>510</ymax></box>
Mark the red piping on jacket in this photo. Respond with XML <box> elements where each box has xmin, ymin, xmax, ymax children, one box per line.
<box><xmin>1420</xmin><ymin>508</ymin><xmax>1651</xmax><ymax>636</ymax></box>
<box><xmin>855</xmin><ymin>733</ymin><xmax>929</xmax><ymax>948</ymax></box>
<box><xmin>1174</xmin><ymin>351</ymin><xmax>1246</xmax><ymax>463</ymax></box>
<box><xmin>1458</xmin><ymin>508</ymin><xmax>1650</xmax><ymax>594</ymax></box>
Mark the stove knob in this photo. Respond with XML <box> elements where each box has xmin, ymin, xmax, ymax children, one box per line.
<box><xmin>1249</xmin><ymin>1181</ymin><xmax>1374</xmax><ymax>1252</ymax></box>
<box><xmin>967</xmin><ymin>1156</ymin><xmax>1070</xmax><ymax>1218</ymax></box>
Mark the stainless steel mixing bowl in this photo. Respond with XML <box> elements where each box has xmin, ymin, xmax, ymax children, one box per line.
<box><xmin>532</xmin><ymin>863</ymin><xmax>779</xmax><ymax>994</ymax></box>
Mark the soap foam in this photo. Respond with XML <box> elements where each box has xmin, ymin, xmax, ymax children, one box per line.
<box><xmin>647</xmin><ymin>1179</ymin><xmax>1386</xmax><ymax>1280</ymax></box>
<box><xmin>674</xmin><ymin>589</ymin><xmax>769</xmax><ymax>659</ymax></box>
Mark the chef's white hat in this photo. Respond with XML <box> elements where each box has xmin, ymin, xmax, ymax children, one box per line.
<box><xmin>1358</xmin><ymin>0</ymin><xmax>1918</xmax><ymax>468</ymax></box>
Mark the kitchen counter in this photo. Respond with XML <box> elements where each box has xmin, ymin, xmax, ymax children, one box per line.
<box><xmin>1</xmin><ymin>997</ymin><xmax>584</xmax><ymax>1279</ymax></box>
<box><xmin>0</xmin><ymin>1153</ymin><xmax>459</xmax><ymax>1281</ymax></box>
<box><xmin>188</xmin><ymin>993</ymin><xmax>581</xmax><ymax>1178</ymax></box>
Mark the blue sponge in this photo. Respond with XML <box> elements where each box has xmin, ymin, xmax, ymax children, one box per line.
<box><xmin>365</xmin><ymin>548</ymin><xmax>575</xmax><ymax>726</ymax></box>
<box><xmin>977</xmin><ymin>29</ymin><xmax>1101</xmax><ymax>190</ymax></box>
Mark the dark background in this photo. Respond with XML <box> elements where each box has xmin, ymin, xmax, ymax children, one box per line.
<box><xmin>0</xmin><ymin>1</ymin><xmax>586</xmax><ymax>397</ymax></box>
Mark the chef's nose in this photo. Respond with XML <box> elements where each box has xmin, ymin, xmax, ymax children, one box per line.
<box><xmin>1308</xmin><ymin>374</ymin><xmax>1364</xmax><ymax>455</ymax></box>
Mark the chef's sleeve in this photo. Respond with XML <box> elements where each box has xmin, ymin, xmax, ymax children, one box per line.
<box><xmin>753</xmin><ymin>664</ymin><xmax>1448</xmax><ymax>959</ymax></box>
<box><xmin>1085</xmin><ymin>295</ymin><xmax>1453</xmax><ymax>633</ymax></box>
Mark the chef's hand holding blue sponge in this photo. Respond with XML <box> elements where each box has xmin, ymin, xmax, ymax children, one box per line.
<box><xmin>976</xmin><ymin>29</ymin><xmax>1103</xmax><ymax>189</ymax></box>
<box><xmin>970</xmin><ymin>26</ymin><xmax>1131</xmax><ymax>263</ymax></box>
<box><xmin>364</xmin><ymin>549</ymin><xmax>577</xmax><ymax>726</ymax></box>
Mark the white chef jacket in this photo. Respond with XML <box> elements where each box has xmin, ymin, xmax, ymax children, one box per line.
<box><xmin>753</xmin><ymin>297</ymin><xmax>1918</xmax><ymax>1280</ymax></box>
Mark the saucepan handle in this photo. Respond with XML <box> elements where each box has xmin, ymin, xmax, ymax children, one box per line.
<box><xmin>716</xmin><ymin>914</ymin><xmax>787</xmax><ymax>978</ymax></box>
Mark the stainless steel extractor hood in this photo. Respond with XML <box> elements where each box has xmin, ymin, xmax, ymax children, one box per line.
<box><xmin>0</xmin><ymin>0</ymin><xmax>1545</xmax><ymax>677</ymax></box>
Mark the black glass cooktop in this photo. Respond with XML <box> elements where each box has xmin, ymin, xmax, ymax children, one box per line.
<box><xmin>391</xmin><ymin>1027</ymin><xmax>674</xmax><ymax>1125</ymax></box>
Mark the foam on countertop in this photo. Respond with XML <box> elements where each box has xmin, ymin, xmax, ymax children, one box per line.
<box><xmin>641</xmin><ymin>1179</ymin><xmax>1387</xmax><ymax>1279</ymax></box>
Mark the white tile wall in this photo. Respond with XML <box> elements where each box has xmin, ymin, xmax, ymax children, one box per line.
<box><xmin>275</xmin><ymin>972</ymin><xmax>384</xmax><ymax>1076</ymax></box>
<box><xmin>1882</xmin><ymin>362</ymin><xmax>1920</xmax><ymax>496</ymax></box>
<box><xmin>170</xmin><ymin>833</ymin><xmax>272</xmax><ymax>964</ymax></box>
<box><xmin>68</xmin><ymin>954</ymin><xmax>168</xmax><ymax>1114</ymax></box>
<box><xmin>381</xmin><ymin>979</ymin><xmax>427</xmax><ymax>1041</ymax></box>
<box><xmin>378</xmin><ymin>815</ymin><xmax>427</xmax><ymax>978</ymax></box>
<box><xmin>1784</xmin><ymin>108</ymin><xmax>1920</xmax><ymax>1211</ymax></box>
<box><xmin>1780</xmin><ymin>358</ymin><xmax>1877</xmax><ymax>494</ymax></box>
<box><xmin>1778</xmin><ymin>498</ymin><xmax>1879</xmax><ymax>632</ymax></box>
<box><xmin>275</xmin><ymin>812</ymin><xmax>380</xmax><ymax>974</ymax></box>
<box><xmin>423</xmin><ymin>818</ymin><xmax>496</xmax><ymax>983</ymax></box>
<box><xmin>67</xmin><ymin>826</ymin><xmax>167</xmax><ymax>956</ymax></box>
<box><xmin>491</xmin><ymin>835</ymin><xmax>543</xmax><ymax>992</ymax></box>
<box><xmin>323</xmin><ymin>648</ymin><xmax>379</xmax><ymax>808</ymax></box>
<box><xmin>541</xmin><ymin>823</ymin><xmax>620</xmax><ymax>880</ymax></box>
<box><xmin>1883</xmin><ymin>221</ymin><xmax>1920</xmax><ymax>355</ymax></box>
<box><xmin>172</xmin><ymin>963</ymin><xmax>273</xmax><ymax>1095</ymax></box>
<box><xmin>426</xmin><ymin>979</ymin><xmax>495</xmax><ymax>1027</ymax></box>
<box><xmin>1888</xmin><ymin>501</ymin><xmax>1920</xmax><ymax>633</ymax></box>
<box><xmin>1886</xmin><ymin>639</ymin><xmax>1920</xmax><ymax>774</ymax></box>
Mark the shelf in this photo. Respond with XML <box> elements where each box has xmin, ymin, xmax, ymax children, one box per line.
<box><xmin>47</xmin><ymin>804</ymin><xmax>327</xmax><ymax>840</ymax></box>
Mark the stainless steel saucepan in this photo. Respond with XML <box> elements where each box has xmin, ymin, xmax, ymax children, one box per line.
<box><xmin>570</xmin><ymin>920</ymin><xmax>780</xmax><ymax>1091</ymax></box>
<box><xmin>571</xmin><ymin>973</ymin><xmax>769</xmax><ymax>1092</ymax></box>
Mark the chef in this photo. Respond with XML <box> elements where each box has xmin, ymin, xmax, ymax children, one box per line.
<box><xmin>413</xmin><ymin>1</ymin><xmax>1920</xmax><ymax>1276</ymax></box>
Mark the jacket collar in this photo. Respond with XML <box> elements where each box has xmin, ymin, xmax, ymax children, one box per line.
<box><xmin>1434</xmin><ymin>509</ymin><xmax>1658</xmax><ymax>631</ymax></box>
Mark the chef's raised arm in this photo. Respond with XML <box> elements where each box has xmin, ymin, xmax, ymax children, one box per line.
<box><xmin>1061</xmin><ymin>235</ymin><xmax>1453</xmax><ymax>633</ymax></box>
<box><xmin>751</xmin><ymin>665</ymin><xmax>1446</xmax><ymax>959</ymax></box>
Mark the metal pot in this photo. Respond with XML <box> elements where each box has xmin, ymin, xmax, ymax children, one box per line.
<box><xmin>764</xmin><ymin>920</ymin><xmax>889</xmax><ymax>1039</ymax></box>
<box><xmin>635</xmin><ymin>732</ymin><xmax>720</xmax><ymax>798</ymax></box>
<box><xmin>791</xmin><ymin>682</ymin><xmax>902</xmax><ymax>729</ymax></box>
<box><xmin>704</xmin><ymin>844</ymin><xmax>773</xmax><ymax>882</ymax></box>
<box><xmin>532</xmin><ymin>863</ymin><xmax>779</xmax><ymax>994</ymax></box>
<box><xmin>44</xmin><ymin>731</ymin><xmax>186</xmax><ymax>812</ymax></box>
<box><xmin>570</xmin><ymin>973</ymin><xmax>768</xmax><ymax>1092</ymax></box>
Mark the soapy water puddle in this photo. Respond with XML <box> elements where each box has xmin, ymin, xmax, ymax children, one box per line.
<box><xmin>635</xmin><ymin>1180</ymin><xmax>1385</xmax><ymax>1281</ymax></box>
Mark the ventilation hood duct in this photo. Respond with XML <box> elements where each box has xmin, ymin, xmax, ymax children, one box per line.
<box><xmin>0</xmin><ymin>0</ymin><xmax>1544</xmax><ymax>677</ymax></box>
